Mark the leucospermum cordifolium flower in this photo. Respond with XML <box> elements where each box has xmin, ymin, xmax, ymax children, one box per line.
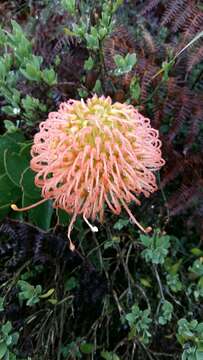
<box><xmin>12</xmin><ymin>95</ymin><xmax>165</xmax><ymax>249</ymax></box>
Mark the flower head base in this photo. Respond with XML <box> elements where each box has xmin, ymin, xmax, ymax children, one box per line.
<box><xmin>30</xmin><ymin>95</ymin><xmax>164</xmax><ymax>244</ymax></box>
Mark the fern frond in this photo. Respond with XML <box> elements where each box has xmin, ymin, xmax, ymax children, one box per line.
<box><xmin>184</xmin><ymin>104</ymin><xmax>203</xmax><ymax>153</ymax></box>
<box><xmin>140</xmin><ymin>0</ymin><xmax>161</xmax><ymax>16</ymax></box>
<box><xmin>140</xmin><ymin>66</ymin><xmax>157</xmax><ymax>101</ymax></box>
<box><xmin>103</xmin><ymin>25</ymin><xmax>135</xmax><ymax>72</ymax></box>
<box><xmin>183</xmin><ymin>9</ymin><xmax>203</xmax><ymax>41</ymax></box>
<box><xmin>49</xmin><ymin>35</ymin><xmax>78</xmax><ymax>64</ymax></box>
<box><xmin>141</xmin><ymin>27</ymin><xmax>157</xmax><ymax>54</ymax></box>
<box><xmin>161</xmin><ymin>148</ymin><xmax>184</xmax><ymax>188</ymax></box>
<box><xmin>187</xmin><ymin>45</ymin><xmax>203</xmax><ymax>72</ymax></box>
<box><xmin>167</xmin><ymin>106</ymin><xmax>190</xmax><ymax>141</ymax></box>
<box><xmin>161</xmin><ymin>0</ymin><xmax>187</xmax><ymax>27</ymax></box>
<box><xmin>172</xmin><ymin>2</ymin><xmax>195</xmax><ymax>32</ymax></box>
<box><xmin>168</xmin><ymin>183</ymin><xmax>200</xmax><ymax>216</ymax></box>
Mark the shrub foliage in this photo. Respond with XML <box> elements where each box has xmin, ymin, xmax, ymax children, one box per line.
<box><xmin>0</xmin><ymin>1</ymin><xmax>203</xmax><ymax>359</ymax></box>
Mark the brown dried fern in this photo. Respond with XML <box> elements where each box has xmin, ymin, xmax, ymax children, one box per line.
<box><xmin>182</xmin><ymin>9</ymin><xmax>203</xmax><ymax>41</ymax></box>
<box><xmin>140</xmin><ymin>0</ymin><xmax>203</xmax><ymax>44</ymax></box>
<box><xmin>187</xmin><ymin>44</ymin><xmax>203</xmax><ymax>72</ymax></box>
<box><xmin>172</xmin><ymin>2</ymin><xmax>196</xmax><ymax>32</ymax></box>
<box><xmin>161</xmin><ymin>0</ymin><xmax>188</xmax><ymax>26</ymax></box>
<box><xmin>140</xmin><ymin>0</ymin><xmax>162</xmax><ymax>16</ymax></box>
<box><xmin>168</xmin><ymin>183</ymin><xmax>201</xmax><ymax>216</ymax></box>
<box><xmin>167</xmin><ymin>89</ymin><xmax>192</xmax><ymax>141</ymax></box>
<box><xmin>103</xmin><ymin>23</ymin><xmax>203</xmax><ymax>221</ymax></box>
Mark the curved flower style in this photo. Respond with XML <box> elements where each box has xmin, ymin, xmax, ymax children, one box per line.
<box><xmin>16</xmin><ymin>95</ymin><xmax>165</xmax><ymax>248</ymax></box>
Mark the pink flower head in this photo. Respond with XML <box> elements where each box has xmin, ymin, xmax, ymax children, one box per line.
<box><xmin>30</xmin><ymin>95</ymin><xmax>165</xmax><ymax>245</ymax></box>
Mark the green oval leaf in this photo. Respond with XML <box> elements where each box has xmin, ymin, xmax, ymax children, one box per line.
<box><xmin>4</xmin><ymin>150</ymin><xmax>29</xmax><ymax>187</ymax></box>
<box><xmin>0</xmin><ymin>342</ymin><xmax>7</xmax><ymax>358</ymax></box>
<box><xmin>22</xmin><ymin>193</ymin><xmax>53</xmax><ymax>230</ymax></box>
<box><xmin>0</xmin><ymin>131</ymin><xmax>25</xmax><ymax>173</ymax></box>
<box><xmin>0</xmin><ymin>173</ymin><xmax>21</xmax><ymax>206</ymax></box>
<box><xmin>20</xmin><ymin>167</ymin><xmax>41</xmax><ymax>199</ymax></box>
<box><xmin>40</xmin><ymin>288</ymin><xmax>55</xmax><ymax>299</ymax></box>
<box><xmin>80</xmin><ymin>343</ymin><xmax>94</xmax><ymax>354</ymax></box>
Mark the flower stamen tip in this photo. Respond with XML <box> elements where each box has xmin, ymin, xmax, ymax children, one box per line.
<box><xmin>11</xmin><ymin>204</ymin><xmax>18</xmax><ymax>211</ymax></box>
<box><xmin>69</xmin><ymin>240</ymin><xmax>75</xmax><ymax>252</ymax></box>
<box><xmin>92</xmin><ymin>226</ymin><xmax>99</xmax><ymax>233</ymax></box>
<box><xmin>84</xmin><ymin>216</ymin><xmax>99</xmax><ymax>233</ymax></box>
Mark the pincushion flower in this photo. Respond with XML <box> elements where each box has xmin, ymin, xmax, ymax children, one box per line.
<box><xmin>12</xmin><ymin>95</ymin><xmax>165</xmax><ymax>249</ymax></box>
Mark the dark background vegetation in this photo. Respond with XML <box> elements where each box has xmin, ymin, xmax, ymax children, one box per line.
<box><xmin>0</xmin><ymin>1</ymin><xmax>203</xmax><ymax>359</ymax></box>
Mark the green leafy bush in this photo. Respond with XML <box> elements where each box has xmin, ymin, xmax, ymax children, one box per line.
<box><xmin>0</xmin><ymin>1</ymin><xmax>203</xmax><ymax>359</ymax></box>
<box><xmin>0</xmin><ymin>321</ymin><xmax>19</xmax><ymax>360</ymax></box>
<box><xmin>177</xmin><ymin>319</ymin><xmax>203</xmax><ymax>360</ymax></box>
